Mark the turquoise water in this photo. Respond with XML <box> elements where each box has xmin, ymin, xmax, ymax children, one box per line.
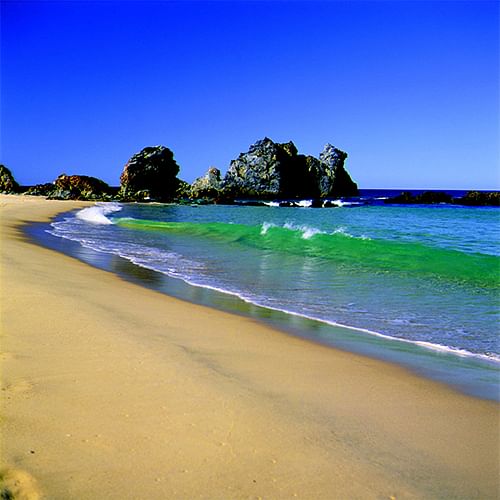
<box><xmin>45</xmin><ymin>199</ymin><xmax>500</xmax><ymax>399</ymax></box>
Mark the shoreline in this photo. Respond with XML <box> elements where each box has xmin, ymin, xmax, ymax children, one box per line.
<box><xmin>32</xmin><ymin>202</ymin><xmax>500</xmax><ymax>401</ymax></box>
<box><xmin>1</xmin><ymin>195</ymin><xmax>499</xmax><ymax>499</ymax></box>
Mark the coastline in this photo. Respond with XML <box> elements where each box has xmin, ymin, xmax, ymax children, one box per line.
<box><xmin>1</xmin><ymin>195</ymin><xmax>499</xmax><ymax>499</ymax></box>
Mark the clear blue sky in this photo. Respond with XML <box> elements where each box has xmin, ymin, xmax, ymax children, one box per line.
<box><xmin>1</xmin><ymin>0</ymin><xmax>499</xmax><ymax>189</ymax></box>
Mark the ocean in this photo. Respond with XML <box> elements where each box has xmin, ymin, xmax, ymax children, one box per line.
<box><xmin>29</xmin><ymin>189</ymin><xmax>500</xmax><ymax>400</ymax></box>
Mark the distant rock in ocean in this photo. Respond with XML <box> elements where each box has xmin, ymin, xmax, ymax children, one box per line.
<box><xmin>384</xmin><ymin>190</ymin><xmax>500</xmax><ymax>206</ymax></box>
<box><xmin>384</xmin><ymin>191</ymin><xmax>453</xmax><ymax>205</ymax></box>
<box><xmin>119</xmin><ymin>146</ymin><xmax>180</xmax><ymax>201</ymax></box>
<box><xmin>0</xmin><ymin>164</ymin><xmax>20</xmax><ymax>193</ymax></box>
<box><xmin>220</xmin><ymin>138</ymin><xmax>358</xmax><ymax>200</ymax></box>
<box><xmin>457</xmin><ymin>191</ymin><xmax>500</xmax><ymax>206</ymax></box>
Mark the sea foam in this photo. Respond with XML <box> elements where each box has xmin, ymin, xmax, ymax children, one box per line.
<box><xmin>76</xmin><ymin>203</ymin><xmax>122</xmax><ymax>225</ymax></box>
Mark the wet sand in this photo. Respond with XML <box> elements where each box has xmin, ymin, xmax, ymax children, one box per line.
<box><xmin>1</xmin><ymin>194</ymin><xmax>498</xmax><ymax>499</ymax></box>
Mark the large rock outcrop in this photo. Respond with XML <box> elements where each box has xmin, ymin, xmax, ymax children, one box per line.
<box><xmin>0</xmin><ymin>165</ymin><xmax>20</xmax><ymax>193</ymax></box>
<box><xmin>222</xmin><ymin>138</ymin><xmax>287</xmax><ymax>198</ymax></box>
<box><xmin>48</xmin><ymin>174</ymin><xmax>113</xmax><ymax>200</ymax></box>
<box><xmin>220</xmin><ymin>138</ymin><xmax>357</xmax><ymax>200</ymax></box>
<box><xmin>119</xmin><ymin>146</ymin><xmax>180</xmax><ymax>201</ymax></box>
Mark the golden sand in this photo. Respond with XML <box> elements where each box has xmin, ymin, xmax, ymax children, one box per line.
<box><xmin>1</xmin><ymin>194</ymin><xmax>498</xmax><ymax>499</ymax></box>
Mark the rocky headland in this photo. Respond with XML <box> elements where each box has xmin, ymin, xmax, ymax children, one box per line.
<box><xmin>2</xmin><ymin>141</ymin><xmax>499</xmax><ymax>206</ymax></box>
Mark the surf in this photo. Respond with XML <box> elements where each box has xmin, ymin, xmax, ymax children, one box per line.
<box><xmin>76</xmin><ymin>202</ymin><xmax>122</xmax><ymax>225</ymax></box>
<box><xmin>115</xmin><ymin>218</ymin><xmax>499</xmax><ymax>288</ymax></box>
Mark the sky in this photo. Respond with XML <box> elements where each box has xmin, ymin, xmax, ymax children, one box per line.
<box><xmin>1</xmin><ymin>0</ymin><xmax>499</xmax><ymax>190</ymax></box>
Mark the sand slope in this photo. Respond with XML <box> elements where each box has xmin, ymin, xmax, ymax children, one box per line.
<box><xmin>1</xmin><ymin>195</ymin><xmax>498</xmax><ymax>499</ymax></box>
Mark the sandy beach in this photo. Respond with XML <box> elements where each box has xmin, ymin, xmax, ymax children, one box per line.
<box><xmin>0</xmin><ymin>194</ymin><xmax>498</xmax><ymax>499</ymax></box>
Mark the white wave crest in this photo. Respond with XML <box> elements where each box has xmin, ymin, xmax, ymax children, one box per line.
<box><xmin>327</xmin><ymin>199</ymin><xmax>363</xmax><ymax>207</ymax></box>
<box><xmin>294</xmin><ymin>199</ymin><xmax>313</xmax><ymax>208</ymax></box>
<box><xmin>76</xmin><ymin>202</ymin><xmax>122</xmax><ymax>225</ymax></box>
<box><xmin>260</xmin><ymin>222</ymin><xmax>277</xmax><ymax>235</ymax></box>
<box><xmin>331</xmin><ymin>226</ymin><xmax>371</xmax><ymax>240</ymax></box>
<box><xmin>283</xmin><ymin>222</ymin><xmax>325</xmax><ymax>240</ymax></box>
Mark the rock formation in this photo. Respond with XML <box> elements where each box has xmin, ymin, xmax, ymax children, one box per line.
<box><xmin>119</xmin><ymin>146</ymin><xmax>180</xmax><ymax>201</ymax></box>
<box><xmin>190</xmin><ymin>167</ymin><xmax>223</xmax><ymax>199</ymax></box>
<box><xmin>24</xmin><ymin>183</ymin><xmax>56</xmax><ymax>197</ymax></box>
<box><xmin>316</xmin><ymin>144</ymin><xmax>358</xmax><ymax>197</ymax></box>
<box><xmin>220</xmin><ymin>138</ymin><xmax>358</xmax><ymax>200</ymax></box>
<box><xmin>222</xmin><ymin>138</ymin><xmax>289</xmax><ymax>199</ymax></box>
<box><xmin>457</xmin><ymin>191</ymin><xmax>500</xmax><ymax>206</ymax></box>
<box><xmin>0</xmin><ymin>165</ymin><xmax>20</xmax><ymax>193</ymax></box>
<box><xmin>48</xmin><ymin>174</ymin><xmax>113</xmax><ymax>200</ymax></box>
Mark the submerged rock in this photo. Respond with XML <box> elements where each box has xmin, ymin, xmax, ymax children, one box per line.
<box><xmin>0</xmin><ymin>165</ymin><xmax>20</xmax><ymax>193</ymax></box>
<box><xmin>119</xmin><ymin>146</ymin><xmax>180</xmax><ymax>201</ymax></box>
<box><xmin>219</xmin><ymin>138</ymin><xmax>357</xmax><ymax>200</ymax></box>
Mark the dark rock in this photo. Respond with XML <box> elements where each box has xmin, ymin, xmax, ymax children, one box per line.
<box><xmin>24</xmin><ymin>183</ymin><xmax>55</xmax><ymax>197</ymax></box>
<box><xmin>0</xmin><ymin>164</ymin><xmax>20</xmax><ymax>193</ymax></box>
<box><xmin>221</xmin><ymin>138</ymin><xmax>357</xmax><ymax>201</ymax></box>
<box><xmin>310</xmin><ymin>198</ymin><xmax>324</xmax><ymax>208</ymax></box>
<box><xmin>385</xmin><ymin>191</ymin><xmax>453</xmax><ymax>205</ymax></box>
<box><xmin>47</xmin><ymin>174</ymin><xmax>113</xmax><ymax>200</ymax></box>
<box><xmin>222</xmin><ymin>138</ymin><xmax>288</xmax><ymax>199</ymax></box>
<box><xmin>176</xmin><ymin>179</ymin><xmax>191</xmax><ymax>199</ymax></box>
<box><xmin>191</xmin><ymin>167</ymin><xmax>223</xmax><ymax>199</ymax></box>
<box><xmin>418</xmin><ymin>191</ymin><xmax>453</xmax><ymax>204</ymax></box>
<box><xmin>456</xmin><ymin>191</ymin><xmax>500</xmax><ymax>206</ymax></box>
<box><xmin>316</xmin><ymin>144</ymin><xmax>358</xmax><ymax>197</ymax></box>
<box><xmin>119</xmin><ymin>146</ymin><xmax>180</xmax><ymax>201</ymax></box>
<box><xmin>384</xmin><ymin>191</ymin><xmax>415</xmax><ymax>204</ymax></box>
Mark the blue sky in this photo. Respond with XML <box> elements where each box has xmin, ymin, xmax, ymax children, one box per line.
<box><xmin>1</xmin><ymin>0</ymin><xmax>498</xmax><ymax>189</ymax></box>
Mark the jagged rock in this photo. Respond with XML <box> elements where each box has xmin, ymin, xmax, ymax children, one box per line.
<box><xmin>119</xmin><ymin>146</ymin><xmax>180</xmax><ymax>201</ymax></box>
<box><xmin>222</xmin><ymin>138</ymin><xmax>286</xmax><ymax>198</ymax></box>
<box><xmin>0</xmin><ymin>164</ymin><xmax>20</xmax><ymax>193</ymax></box>
<box><xmin>221</xmin><ymin>138</ymin><xmax>317</xmax><ymax>199</ymax></box>
<box><xmin>190</xmin><ymin>167</ymin><xmax>223</xmax><ymax>199</ymax></box>
<box><xmin>48</xmin><ymin>174</ymin><xmax>112</xmax><ymax>200</ymax></box>
<box><xmin>220</xmin><ymin>138</ymin><xmax>357</xmax><ymax>200</ymax></box>
<box><xmin>456</xmin><ymin>191</ymin><xmax>500</xmax><ymax>206</ymax></box>
<box><xmin>315</xmin><ymin>144</ymin><xmax>358</xmax><ymax>197</ymax></box>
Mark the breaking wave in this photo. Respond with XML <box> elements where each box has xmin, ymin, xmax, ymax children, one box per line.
<box><xmin>75</xmin><ymin>203</ymin><xmax>122</xmax><ymax>225</ymax></box>
<box><xmin>115</xmin><ymin>218</ymin><xmax>499</xmax><ymax>288</ymax></box>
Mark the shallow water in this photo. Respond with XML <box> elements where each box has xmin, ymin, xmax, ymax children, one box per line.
<box><xmin>32</xmin><ymin>194</ymin><xmax>500</xmax><ymax>400</ymax></box>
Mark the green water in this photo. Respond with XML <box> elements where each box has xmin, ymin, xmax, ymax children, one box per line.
<box><xmin>116</xmin><ymin>218</ymin><xmax>498</xmax><ymax>288</ymax></box>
